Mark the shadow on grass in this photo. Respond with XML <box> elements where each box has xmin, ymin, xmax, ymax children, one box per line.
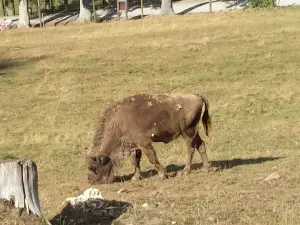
<box><xmin>177</xmin><ymin>0</ymin><xmax>218</xmax><ymax>15</ymax></box>
<box><xmin>167</xmin><ymin>156</ymin><xmax>283</xmax><ymax>172</ymax></box>
<box><xmin>115</xmin><ymin>156</ymin><xmax>283</xmax><ymax>182</ymax></box>
<box><xmin>0</xmin><ymin>56</ymin><xmax>48</xmax><ymax>76</ymax></box>
<box><xmin>33</xmin><ymin>11</ymin><xmax>78</xmax><ymax>27</ymax></box>
<box><xmin>49</xmin><ymin>198</ymin><xmax>131</xmax><ymax>225</ymax></box>
<box><xmin>223</xmin><ymin>0</ymin><xmax>249</xmax><ymax>9</ymax></box>
<box><xmin>130</xmin><ymin>14</ymin><xmax>150</xmax><ymax>20</ymax></box>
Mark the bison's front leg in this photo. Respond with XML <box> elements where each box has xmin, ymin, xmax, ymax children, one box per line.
<box><xmin>131</xmin><ymin>149</ymin><xmax>143</xmax><ymax>181</ymax></box>
<box><xmin>142</xmin><ymin>144</ymin><xmax>166</xmax><ymax>180</ymax></box>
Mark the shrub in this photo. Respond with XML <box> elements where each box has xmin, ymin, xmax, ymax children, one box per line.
<box><xmin>248</xmin><ymin>0</ymin><xmax>276</xmax><ymax>8</ymax></box>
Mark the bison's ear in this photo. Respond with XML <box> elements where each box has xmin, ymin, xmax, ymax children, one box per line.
<box><xmin>99</xmin><ymin>155</ymin><xmax>111</xmax><ymax>166</ymax></box>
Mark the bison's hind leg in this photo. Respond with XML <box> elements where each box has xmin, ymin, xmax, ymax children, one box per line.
<box><xmin>193</xmin><ymin>133</ymin><xmax>210</xmax><ymax>172</ymax></box>
<box><xmin>183</xmin><ymin>129</ymin><xmax>196</xmax><ymax>175</ymax></box>
<box><xmin>131</xmin><ymin>149</ymin><xmax>143</xmax><ymax>181</ymax></box>
<box><xmin>183</xmin><ymin>129</ymin><xmax>210</xmax><ymax>175</ymax></box>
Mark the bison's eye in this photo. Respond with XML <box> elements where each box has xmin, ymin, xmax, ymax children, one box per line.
<box><xmin>100</xmin><ymin>155</ymin><xmax>110</xmax><ymax>165</ymax></box>
<box><xmin>90</xmin><ymin>157</ymin><xmax>97</xmax><ymax>161</ymax></box>
<box><xmin>88</xmin><ymin>166</ymin><xmax>97</xmax><ymax>174</ymax></box>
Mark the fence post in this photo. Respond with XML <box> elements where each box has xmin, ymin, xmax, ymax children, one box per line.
<box><xmin>125</xmin><ymin>0</ymin><xmax>128</xmax><ymax>20</ymax></box>
<box><xmin>141</xmin><ymin>0</ymin><xmax>143</xmax><ymax>18</ymax></box>
<box><xmin>117</xmin><ymin>0</ymin><xmax>128</xmax><ymax>21</ymax></box>
<box><xmin>92</xmin><ymin>0</ymin><xmax>96</xmax><ymax>21</ymax></box>
<box><xmin>37</xmin><ymin>0</ymin><xmax>43</xmax><ymax>27</ymax></box>
<box><xmin>117</xmin><ymin>0</ymin><xmax>120</xmax><ymax>20</ymax></box>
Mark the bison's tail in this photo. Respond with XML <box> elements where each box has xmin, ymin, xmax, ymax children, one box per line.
<box><xmin>198</xmin><ymin>94</ymin><xmax>212</xmax><ymax>137</ymax></box>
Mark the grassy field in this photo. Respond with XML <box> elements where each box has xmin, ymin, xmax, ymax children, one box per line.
<box><xmin>1</xmin><ymin>7</ymin><xmax>300</xmax><ymax>225</ymax></box>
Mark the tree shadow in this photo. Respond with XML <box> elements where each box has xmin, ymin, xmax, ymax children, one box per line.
<box><xmin>26</xmin><ymin>0</ymin><xmax>82</xmax><ymax>27</ymax></box>
<box><xmin>114</xmin><ymin>156</ymin><xmax>283</xmax><ymax>182</ymax></box>
<box><xmin>0</xmin><ymin>71</ymin><xmax>7</xmax><ymax>76</ymax></box>
<box><xmin>177</xmin><ymin>0</ymin><xmax>218</xmax><ymax>15</ymax></box>
<box><xmin>49</xmin><ymin>198</ymin><xmax>131</xmax><ymax>225</ymax></box>
<box><xmin>0</xmin><ymin>56</ymin><xmax>48</xmax><ymax>76</ymax></box>
<box><xmin>96</xmin><ymin>9</ymin><xmax>117</xmax><ymax>23</ymax></box>
<box><xmin>39</xmin><ymin>0</ymin><xmax>81</xmax><ymax>15</ymax></box>
<box><xmin>223</xmin><ymin>0</ymin><xmax>249</xmax><ymax>9</ymax></box>
<box><xmin>128</xmin><ymin>0</ymin><xmax>161</xmax><ymax>10</ymax></box>
<box><xmin>54</xmin><ymin>13</ymin><xmax>78</xmax><ymax>26</ymax></box>
<box><xmin>33</xmin><ymin>11</ymin><xmax>78</xmax><ymax>27</ymax></box>
<box><xmin>130</xmin><ymin>14</ymin><xmax>149</xmax><ymax>20</ymax></box>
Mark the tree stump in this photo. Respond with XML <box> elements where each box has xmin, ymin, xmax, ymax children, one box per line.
<box><xmin>0</xmin><ymin>159</ymin><xmax>50</xmax><ymax>224</ymax></box>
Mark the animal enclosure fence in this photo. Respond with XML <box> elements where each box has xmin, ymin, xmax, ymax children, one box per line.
<box><xmin>0</xmin><ymin>0</ymin><xmax>82</xmax><ymax>17</ymax></box>
<box><xmin>0</xmin><ymin>0</ymin><xmax>161</xmax><ymax>21</ymax></box>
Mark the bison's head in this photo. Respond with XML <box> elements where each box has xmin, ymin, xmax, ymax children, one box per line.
<box><xmin>86</xmin><ymin>155</ymin><xmax>115</xmax><ymax>184</ymax></box>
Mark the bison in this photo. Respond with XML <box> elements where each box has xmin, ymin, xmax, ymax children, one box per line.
<box><xmin>86</xmin><ymin>93</ymin><xmax>212</xmax><ymax>184</ymax></box>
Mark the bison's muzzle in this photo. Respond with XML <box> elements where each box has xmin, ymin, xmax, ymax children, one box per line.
<box><xmin>86</xmin><ymin>155</ymin><xmax>115</xmax><ymax>184</ymax></box>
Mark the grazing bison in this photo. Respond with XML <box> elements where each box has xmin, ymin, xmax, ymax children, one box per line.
<box><xmin>86</xmin><ymin>93</ymin><xmax>212</xmax><ymax>184</ymax></box>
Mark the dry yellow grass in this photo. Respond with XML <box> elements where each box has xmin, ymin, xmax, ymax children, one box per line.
<box><xmin>1</xmin><ymin>7</ymin><xmax>300</xmax><ymax>225</ymax></box>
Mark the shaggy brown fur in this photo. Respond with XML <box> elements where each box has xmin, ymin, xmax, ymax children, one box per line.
<box><xmin>87</xmin><ymin>93</ymin><xmax>212</xmax><ymax>184</ymax></box>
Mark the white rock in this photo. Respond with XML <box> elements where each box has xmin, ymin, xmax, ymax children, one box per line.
<box><xmin>142</xmin><ymin>203</ymin><xmax>149</xmax><ymax>208</ymax></box>
<box><xmin>65</xmin><ymin>187</ymin><xmax>103</xmax><ymax>205</ymax></box>
<box><xmin>207</xmin><ymin>216</ymin><xmax>216</xmax><ymax>222</ymax></box>
<box><xmin>263</xmin><ymin>172</ymin><xmax>281</xmax><ymax>182</ymax></box>
<box><xmin>117</xmin><ymin>188</ymin><xmax>127</xmax><ymax>194</ymax></box>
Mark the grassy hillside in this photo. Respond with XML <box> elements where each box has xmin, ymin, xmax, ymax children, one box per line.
<box><xmin>1</xmin><ymin>7</ymin><xmax>300</xmax><ymax>225</ymax></box>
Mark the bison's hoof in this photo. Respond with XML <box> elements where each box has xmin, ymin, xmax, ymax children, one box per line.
<box><xmin>199</xmin><ymin>166</ymin><xmax>211</xmax><ymax>172</ymax></box>
<box><xmin>131</xmin><ymin>174</ymin><xmax>142</xmax><ymax>181</ymax></box>
<box><xmin>159</xmin><ymin>173</ymin><xmax>167</xmax><ymax>180</ymax></box>
<box><xmin>182</xmin><ymin>167</ymin><xmax>191</xmax><ymax>175</ymax></box>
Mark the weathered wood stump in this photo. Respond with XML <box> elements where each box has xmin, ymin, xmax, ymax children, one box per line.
<box><xmin>0</xmin><ymin>159</ymin><xmax>50</xmax><ymax>224</ymax></box>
